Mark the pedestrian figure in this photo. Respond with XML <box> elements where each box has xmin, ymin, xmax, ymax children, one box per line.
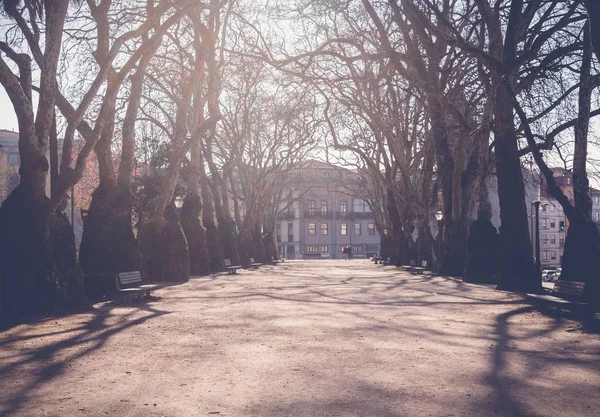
<box><xmin>347</xmin><ymin>246</ymin><xmax>352</xmax><ymax>259</ymax></box>
<box><xmin>343</xmin><ymin>246</ymin><xmax>349</xmax><ymax>260</ymax></box>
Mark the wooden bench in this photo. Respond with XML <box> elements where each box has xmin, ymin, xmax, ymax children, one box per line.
<box><xmin>527</xmin><ymin>280</ymin><xmax>593</xmax><ymax>315</ymax></box>
<box><xmin>401</xmin><ymin>260</ymin><xmax>416</xmax><ymax>271</ymax></box>
<box><xmin>117</xmin><ymin>271</ymin><xmax>159</xmax><ymax>300</ymax></box>
<box><xmin>411</xmin><ymin>261</ymin><xmax>429</xmax><ymax>275</ymax></box>
<box><xmin>249</xmin><ymin>257</ymin><xmax>263</xmax><ymax>269</ymax></box>
<box><xmin>224</xmin><ymin>259</ymin><xmax>242</xmax><ymax>274</ymax></box>
<box><xmin>553</xmin><ymin>280</ymin><xmax>586</xmax><ymax>300</ymax></box>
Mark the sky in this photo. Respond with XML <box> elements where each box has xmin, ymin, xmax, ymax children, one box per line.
<box><xmin>0</xmin><ymin>89</ymin><xmax>18</xmax><ymax>132</ymax></box>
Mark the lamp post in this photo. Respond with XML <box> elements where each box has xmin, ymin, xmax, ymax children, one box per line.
<box><xmin>174</xmin><ymin>196</ymin><xmax>184</xmax><ymax>219</ymax></box>
<box><xmin>435</xmin><ymin>210</ymin><xmax>443</xmax><ymax>268</ymax></box>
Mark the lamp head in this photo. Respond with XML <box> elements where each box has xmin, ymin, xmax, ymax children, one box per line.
<box><xmin>174</xmin><ymin>196</ymin><xmax>184</xmax><ymax>208</ymax></box>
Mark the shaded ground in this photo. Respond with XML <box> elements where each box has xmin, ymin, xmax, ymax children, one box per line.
<box><xmin>1</xmin><ymin>260</ymin><xmax>599</xmax><ymax>417</ymax></box>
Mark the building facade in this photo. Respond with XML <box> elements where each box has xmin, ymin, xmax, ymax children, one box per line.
<box><xmin>0</xmin><ymin>129</ymin><xmax>20</xmax><ymax>205</ymax></box>
<box><xmin>276</xmin><ymin>161</ymin><xmax>380</xmax><ymax>259</ymax></box>
<box><xmin>537</xmin><ymin>168</ymin><xmax>600</xmax><ymax>269</ymax></box>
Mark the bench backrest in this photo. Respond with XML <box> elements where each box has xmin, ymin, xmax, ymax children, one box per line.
<box><xmin>224</xmin><ymin>259</ymin><xmax>232</xmax><ymax>267</ymax></box>
<box><xmin>554</xmin><ymin>281</ymin><xmax>585</xmax><ymax>297</ymax></box>
<box><xmin>117</xmin><ymin>271</ymin><xmax>142</xmax><ymax>289</ymax></box>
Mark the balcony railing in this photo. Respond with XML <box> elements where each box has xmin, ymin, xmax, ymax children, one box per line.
<box><xmin>304</xmin><ymin>210</ymin><xmax>333</xmax><ymax>219</ymax></box>
<box><xmin>352</xmin><ymin>211</ymin><xmax>374</xmax><ymax>219</ymax></box>
<box><xmin>277</xmin><ymin>212</ymin><xmax>296</xmax><ymax>220</ymax></box>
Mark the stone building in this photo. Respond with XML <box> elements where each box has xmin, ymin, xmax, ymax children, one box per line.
<box><xmin>537</xmin><ymin>168</ymin><xmax>600</xmax><ymax>269</ymax></box>
<box><xmin>276</xmin><ymin>160</ymin><xmax>380</xmax><ymax>259</ymax></box>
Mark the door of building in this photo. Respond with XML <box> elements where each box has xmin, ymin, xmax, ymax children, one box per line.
<box><xmin>286</xmin><ymin>245</ymin><xmax>295</xmax><ymax>260</ymax></box>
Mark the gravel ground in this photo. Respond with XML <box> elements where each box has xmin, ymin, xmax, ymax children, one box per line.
<box><xmin>0</xmin><ymin>260</ymin><xmax>599</xmax><ymax>417</ymax></box>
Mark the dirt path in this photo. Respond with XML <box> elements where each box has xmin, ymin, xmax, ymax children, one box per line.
<box><xmin>1</xmin><ymin>260</ymin><xmax>599</xmax><ymax>417</ymax></box>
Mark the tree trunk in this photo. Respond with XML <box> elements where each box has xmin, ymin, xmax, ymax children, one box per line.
<box><xmin>79</xmin><ymin>184</ymin><xmax>141</xmax><ymax>275</ymax></box>
<box><xmin>558</xmin><ymin>23</ymin><xmax>600</xmax><ymax>300</ymax></box>
<box><xmin>217</xmin><ymin>220</ymin><xmax>241</xmax><ymax>266</ymax></box>
<box><xmin>262</xmin><ymin>225</ymin><xmax>277</xmax><ymax>262</ymax></box>
<box><xmin>201</xmin><ymin>169</ymin><xmax>223</xmax><ymax>272</ymax></box>
<box><xmin>584</xmin><ymin>0</ymin><xmax>600</xmax><ymax>61</ymax></box>
<box><xmin>139</xmin><ymin>205</ymin><xmax>189</xmax><ymax>283</ymax></box>
<box><xmin>238</xmin><ymin>231</ymin><xmax>252</xmax><ymax>268</ymax></box>
<box><xmin>252</xmin><ymin>225</ymin><xmax>267</xmax><ymax>264</ymax></box>
<box><xmin>0</xmin><ymin>183</ymin><xmax>87</xmax><ymax>321</ymax></box>
<box><xmin>438</xmin><ymin>216</ymin><xmax>469</xmax><ymax>277</ymax></box>
<box><xmin>493</xmin><ymin>81</ymin><xmax>539</xmax><ymax>293</ymax></box>
<box><xmin>180</xmin><ymin>192</ymin><xmax>210</xmax><ymax>276</ymax></box>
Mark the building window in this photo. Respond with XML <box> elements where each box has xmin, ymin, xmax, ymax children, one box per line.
<box><xmin>541</xmin><ymin>218</ymin><xmax>547</xmax><ymax>228</ymax></box>
<box><xmin>541</xmin><ymin>234</ymin><xmax>548</xmax><ymax>244</ymax></box>
<box><xmin>542</xmin><ymin>251</ymin><xmax>548</xmax><ymax>261</ymax></box>
<box><xmin>559</xmin><ymin>235</ymin><xmax>565</xmax><ymax>246</ymax></box>
<box><xmin>325</xmin><ymin>172</ymin><xmax>330</xmax><ymax>178</ymax></box>
<box><xmin>368</xmin><ymin>223</ymin><xmax>376</xmax><ymax>235</ymax></box>
<box><xmin>340</xmin><ymin>201</ymin><xmax>347</xmax><ymax>214</ymax></box>
<box><xmin>541</xmin><ymin>204</ymin><xmax>546</xmax><ymax>212</ymax></box>
<box><xmin>306</xmin><ymin>245</ymin><xmax>319</xmax><ymax>253</ymax></box>
<box><xmin>308</xmin><ymin>222</ymin><xmax>316</xmax><ymax>235</ymax></box>
<box><xmin>341</xmin><ymin>223</ymin><xmax>348</xmax><ymax>235</ymax></box>
<box><xmin>308</xmin><ymin>200</ymin><xmax>315</xmax><ymax>216</ymax></box>
<box><xmin>353</xmin><ymin>245</ymin><xmax>363</xmax><ymax>252</ymax></box>
<box><xmin>288</xmin><ymin>222</ymin><xmax>293</xmax><ymax>231</ymax></box>
<box><xmin>321</xmin><ymin>222</ymin><xmax>328</xmax><ymax>235</ymax></box>
<box><xmin>340</xmin><ymin>246</ymin><xmax>346</xmax><ymax>252</ymax></box>
<box><xmin>354</xmin><ymin>223</ymin><xmax>361</xmax><ymax>235</ymax></box>
<box><xmin>550</xmin><ymin>219</ymin><xmax>555</xmax><ymax>228</ymax></box>
<box><xmin>353</xmin><ymin>199</ymin><xmax>363</xmax><ymax>213</ymax></box>
<box><xmin>595</xmin><ymin>196</ymin><xmax>600</xmax><ymax>205</ymax></box>
<box><xmin>550</xmin><ymin>235</ymin><xmax>556</xmax><ymax>244</ymax></box>
<box><xmin>321</xmin><ymin>245</ymin><xmax>328</xmax><ymax>252</ymax></box>
<box><xmin>551</xmin><ymin>250</ymin><xmax>557</xmax><ymax>260</ymax></box>
<box><xmin>550</xmin><ymin>205</ymin><xmax>555</xmax><ymax>212</ymax></box>
<box><xmin>364</xmin><ymin>200</ymin><xmax>371</xmax><ymax>213</ymax></box>
<box><xmin>321</xmin><ymin>200</ymin><xmax>328</xmax><ymax>215</ymax></box>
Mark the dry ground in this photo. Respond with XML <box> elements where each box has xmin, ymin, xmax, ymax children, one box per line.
<box><xmin>1</xmin><ymin>260</ymin><xmax>599</xmax><ymax>417</ymax></box>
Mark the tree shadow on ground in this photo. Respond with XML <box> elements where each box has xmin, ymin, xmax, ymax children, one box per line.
<box><xmin>0</xmin><ymin>300</ymin><xmax>169</xmax><ymax>417</ymax></box>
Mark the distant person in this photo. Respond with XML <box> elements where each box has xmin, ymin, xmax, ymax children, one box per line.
<box><xmin>348</xmin><ymin>246</ymin><xmax>352</xmax><ymax>259</ymax></box>
<box><xmin>343</xmin><ymin>246</ymin><xmax>349</xmax><ymax>260</ymax></box>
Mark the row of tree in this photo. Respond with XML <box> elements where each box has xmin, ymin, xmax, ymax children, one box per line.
<box><xmin>240</xmin><ymin>0</ymin><xmax>600</xmax><ymax>298</ymax></box>
<box><xmin>1</xmin><ymin>0</ymin><xmax>600</xmax><ymax>321</ymax></box>
<box><xmin>0</xmin><ymin>0</ymin><xmax>318</xmax><ymax>320</ymax></box>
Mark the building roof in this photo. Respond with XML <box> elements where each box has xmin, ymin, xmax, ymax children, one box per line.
<box><xmin>0</xmin><ymin>129</ymin><xmax>18</xmax><ymax>151</ymax></box>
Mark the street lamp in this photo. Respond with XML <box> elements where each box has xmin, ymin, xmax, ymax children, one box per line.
<box><xmin>174</xmin><ymin>196</ymin><xmax>184</xmax><ymax>209</ymax></box>
<box><xmin>435</xmin><ymin>210</ymin><xmax>443</xmax><ymax>239</ymax></box>
<box><xmin>174</xmin><ymin>196</ymin><xmax>184</xmax><ymax>221</ymax></box>
<box><xmin>434</xmin><ymin>211</ymin><xmax>444</xmax><ymax>269</ymax></box>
